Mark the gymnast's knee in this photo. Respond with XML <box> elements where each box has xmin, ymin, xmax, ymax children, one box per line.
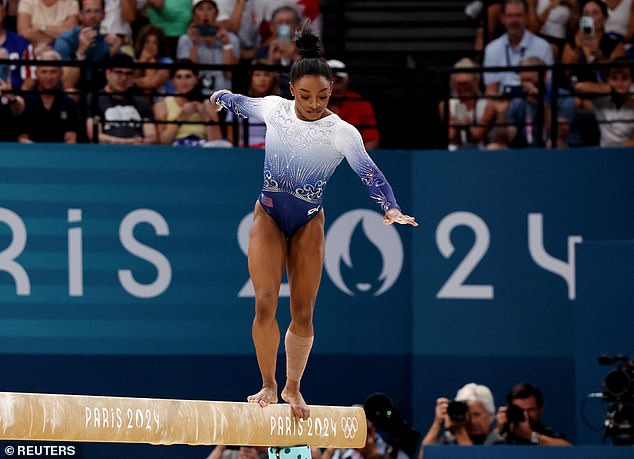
<box><xmin>253</xmin><ymin>292</ymin><xmax>278</xmax><ymax>322</ymax></box>
<box><xmin>290</xmin><ymin>303</ymin><xmax>314</xmax><ymax>329</ymax></box>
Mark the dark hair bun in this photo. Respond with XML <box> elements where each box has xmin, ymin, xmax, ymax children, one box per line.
<box><xmin>294</xmin><ymin>21</ymin><xmax>321</xmax><ymax>59</ymax></box>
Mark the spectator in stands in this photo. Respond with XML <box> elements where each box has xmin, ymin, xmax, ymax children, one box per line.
<box><xmin>440</xmin><ymin>57</ymin><xmax>497</xmax><ymax>150</ymax></box>
<box><xmin>323</xmin><ymin>420</ymin><xmax>384</xmax><ymax>459</ymax></box>
<box><xmin>324</xmin><ymin>405</ymin><xmax>408</xmax><ymax>459</ymax></box>
<box><xmin>225</xmin><ymin>58</ymin><xmax>279</xmax><ymax>147</ymax></box>
<box><xmin>102</xmin><ymin>0</ymin><xmax>135</xmax><ymax>50</ymax></box>
<box><xmin>483</xmin><ymin>0</ymin><xmax>554</xmax><ymax>95</ymax></box>
<box><xmin>506</xmin><ymin>55</ymin><xmax>575</xmax><ymax>147</ymax></box>
<box><xmin>562</xmin><ymin>0</ymin><xmax>625</xmax><ymax>79</ymax></box>
<box><xmin>17</xmin><ymin>50</ymin><xmax>79</xmax><ymax>143</ymax></box>
<box><xmin>496</xmin><ymin>382</ymin><xmax>571</xmax><ymax>445</ymax></box>
<box><xmin>54</xmin><ymin>0</ymin><xmax>114</xmax><ymax>91</ymax></box>
<box><xmin>482</xmin><ymin>0</ymin><xmax>553</xmax><ymax>147</ymax></box>
<box><xmin>0</xmin><ymin>47</ymin><xmax>25</xmax><ymax>141</ymax></box>
<box><xmin>0</xmin><ymin>0</ymin><xmax>32</xmax><ymax>90</ymax></box>
<box><xmin>153</xmin><ymin>59</ymin><xmax>226</xmax><ymax>146</ymax></box>
<box><xmin>86</xmin><ymin>52</ymin><xmax>157</xmax><ymax>144</ymax></box>
<box><xmin>527</xmin><ymin>0</ymin><xmax>575</xmax><ymax>59</ymax></box>
<box><xmin>134</xmin><ymin>24</ymin><xmax>173</xmax><ymax>99</ymax></box>
<box><xmin>215</xmin><ymin>0</ymin><xmax>265</xmax><ymax>60</ymax></box>
<box><xmin>471</xmin><ymin>0</ymin><xmax>505</xmax><ymax>53</ymax></box>
<box><xmin>604</xmin><ymin>0</ymin><xmax>634</xmax><ymax>42</ymax></box>
<box><xmin>255</xmin><ymin>5</ymin><xmax>301</xmax><ymax>98</ymax></box>
<box><xmin>326</xmin><ymin>59</ymin><xmax>381</xmax><ymax>150</ymax></box>
<box><xmin>17</xmin><ymin>0</ymin><xmax>79</xmax><ymax>45</ymax></box>
<box><xmin>574</xmin><ymin>58</ymin><xmax>634</xmax><ymax>146</ymax></box>
<box><xmin>562</xmin><ymin>0</ymin><xmax>625</xmax><ymax>144</ymax></box>
<box><xmin>419</xmin><ymin>383</ymin><xmax>504</xmax><ymax>457</ymax></box>
<box><xmin>146</xmin><ymin>0</ymin><xmax>192</xmax><ymax>55</ymax></box>
<box><xmin>176</xmin><ymin>0</ymin><xmax>239</xmax><ymax>97</ymax></box>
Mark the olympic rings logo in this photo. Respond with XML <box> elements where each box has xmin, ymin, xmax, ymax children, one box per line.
<box><xmin>340</xmin><ymin>416</ymin><xmax>359</xmax><ymax>438</ymax></box>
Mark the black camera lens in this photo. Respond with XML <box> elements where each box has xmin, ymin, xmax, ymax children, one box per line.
<box><xmin>604</xmin><ymin>369</ymin><xmax>632</xmax><ymax>399</ymax></box>
<box><xmin>447</xmin><ymin>400</ymin><xmax>469</xmax><ymax>422</ymax></box>
<box><xmin>506</xmin><ymin>404</ymin><xmax>526</xmax><ymax>424</ymax></box>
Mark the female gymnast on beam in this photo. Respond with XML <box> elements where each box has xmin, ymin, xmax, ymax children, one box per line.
<box><xmin>211</xmin><ymin>23</ymin><xmax>417</xmax><ymax>421</ymax></box>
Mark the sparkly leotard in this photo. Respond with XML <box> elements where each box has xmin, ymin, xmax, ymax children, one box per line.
<box><xmin>216</xmin><ymin>93</ymin><xmax>401</xmax><ymax>238</ymax></box>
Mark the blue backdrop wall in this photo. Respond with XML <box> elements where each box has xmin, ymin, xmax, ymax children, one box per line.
<box><xmin>0</xmin><ymin>144</ymin><xmax>632</xmax><ymax>457</ymax></box>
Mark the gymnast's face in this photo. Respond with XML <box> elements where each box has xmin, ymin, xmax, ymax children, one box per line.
<box><xmin>290</xmin><ymin>75</ymin><xmax>332</xmax><ymax>121</ymax></box>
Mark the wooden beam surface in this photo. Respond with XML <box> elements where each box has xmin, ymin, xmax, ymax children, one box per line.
<box><xmin>0</xmin><ymin>392</ymin><xmax>367</xmax><ymax>448</ymax></box>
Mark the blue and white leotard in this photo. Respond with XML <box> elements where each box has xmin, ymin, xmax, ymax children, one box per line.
<box><xmin>216</xmin><ymin>92</ymin><xmax>401</xmax><ymax>238</ymax></box>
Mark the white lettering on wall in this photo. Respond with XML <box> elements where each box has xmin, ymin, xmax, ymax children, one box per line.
<box><xmin>68</xmin><ymin>208</ymin><xmax>83</xmax><ymax>296</ymax></box>
<box><xmin>0</xmin><ymin>207</ymin><xmax>31</xmax><ymax>295</ymax></box>
<box><xmin>118</xmin><ymin>209</ymin><xmax>172</xmax><ymax>298</ymax></box>
<box><xmin>436</xmin><ymin>211</ymin><xmax>494</xmax><ymax>299</ymax></box>
<box><xmin>528</xmin><ymin>213</ymin><xmax>582</xmax><ymax>300</ymax></box>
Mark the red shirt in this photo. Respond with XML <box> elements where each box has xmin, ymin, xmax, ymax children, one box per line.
<box><xmin>330</xmin><ymin>90</ymin><xmax>380</xmax><ymax>146</ymax></box>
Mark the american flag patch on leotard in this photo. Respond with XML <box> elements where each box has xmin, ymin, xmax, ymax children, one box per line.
<box><xmin>261</xmin><ymin>195</ymin><xmax>273</xmax><ymax>207</ymax></box>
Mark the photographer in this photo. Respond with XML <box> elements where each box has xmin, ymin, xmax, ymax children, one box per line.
<box><xmin>496</xmin><ymin>382</ymin><xmax>571</xmax><ymax>446</ymax></box>
<box><xmin>419</xmin><ymin>383</ymin><xmax>504</xmax><ymax>457</ymax></box>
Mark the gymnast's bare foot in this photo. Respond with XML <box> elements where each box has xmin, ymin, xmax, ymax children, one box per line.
<box><xmin>248</xmin><ymin>384</ymin><xmax>278</xmax><ymax>407</ymax></box>
<box><xmin>281</xmin><ymin>385</ymin><xmax>310</xmax><ymax>420</ymax></box>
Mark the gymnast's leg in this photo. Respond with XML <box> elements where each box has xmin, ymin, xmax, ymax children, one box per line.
<box><xmin>282</xmin><ymin>210</ymin><xmax>325</xmax><ymax>419</ymax></box>
<box><xmin>247</xmin><ymin>202</ymin><xmax>288</xmax><ymax>406</ymax></box>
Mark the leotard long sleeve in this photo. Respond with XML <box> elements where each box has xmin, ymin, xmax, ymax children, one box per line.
<box><xmin>217</xmin><ymin>92</ymin><xmax>400</xmax><ymax>237</ymax></box>
<box><xmin>217</xmin><ymin>93</ymin><xmax>401</xmax><ymax>212</ymax></box>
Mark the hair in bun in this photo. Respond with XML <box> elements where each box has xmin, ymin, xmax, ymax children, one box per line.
<box><xmin>289</xmin><ymin>20</ymin><xmax>333</xmax><ymax>83</ymax></box>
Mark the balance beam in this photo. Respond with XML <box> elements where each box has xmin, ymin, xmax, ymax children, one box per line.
<box><xmin>0</xmin><ymin>392</ymin><xmax>367</xmax><ymax>448</ymax></box>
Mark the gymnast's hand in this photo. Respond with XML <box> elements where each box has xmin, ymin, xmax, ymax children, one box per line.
<box><xmin>384</xmin><ymin>208</ymin><xmax>418</xmax><ymax>227</ymax></box>
<box><xmin>210</xmin><ymin>89</ymin><xmax>232</xmax><ymax>111</ymax></box>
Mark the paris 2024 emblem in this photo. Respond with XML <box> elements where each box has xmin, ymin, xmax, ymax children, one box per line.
<box><xmin>324</xmin><ymin>210</ymin><xmax>403</xmax><ymax>296</ymax></box>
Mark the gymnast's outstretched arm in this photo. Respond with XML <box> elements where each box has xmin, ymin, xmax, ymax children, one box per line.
<box><xmin>336</xmin><ymin>122</ymin><xmax>418</xmax><ymax>227</ymax></box>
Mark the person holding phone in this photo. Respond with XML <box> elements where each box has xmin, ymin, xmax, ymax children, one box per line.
<box><xmin>561</xmin><ymin>0</ymin><xmax>625</xmax><ymax>134</ymax></box>
<box><xmin>254</xmin><ymin>6</ymin><xmax>301</xmax><ymax>98</ymax></box>
<box><xmin>54</xmin><ymin>0</ymin><xmax>113</xmax><ymax>92</ymax></box>
<box><xmin>176</xmin><ymin>0</ymin><xmax>239</xmax><ymax>97</ymax></box>
<box><xmin>562</xmin><ymin>0</ymin><xmax>625</xmax><ymax>72</ymax></box>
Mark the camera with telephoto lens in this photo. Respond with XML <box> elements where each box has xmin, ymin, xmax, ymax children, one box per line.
<box><xmin>598</xmin><ymin>354</ymin><xmax>634</xmax><ymax>445</ymax></box>
<box><xmin>447</xmin><ymin>400</ymin><xmax>469</xmax><ymax>422</ymax></box>
<box><xmin>506</xmin><ymin>404</ymin><xmax>526</xmax><ymax>424</ymax></box>
<box><xmin>364</xmin><ymin>393</ymin><xmax>421</xmax><ymax>458</ymax></box>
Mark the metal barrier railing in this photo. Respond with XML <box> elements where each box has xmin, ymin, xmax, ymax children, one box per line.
<box><xmin>2</xmin><ymin>58</ymin><xmax>632</xmax><ymax>149</ymax></box>
<box><xmin>433</xmin><ymin>60</ymin><xmax>634</xmax><ymax>149</ymax></box>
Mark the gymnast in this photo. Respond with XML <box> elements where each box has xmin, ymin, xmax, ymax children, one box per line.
<box><xmin>211</xmin><ymin>23</ymin><xmax>417</xmax><ymax>421</ymax></box>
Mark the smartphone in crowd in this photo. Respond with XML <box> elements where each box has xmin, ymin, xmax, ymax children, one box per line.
<box><xmin>277</xmin><ymin>24</ymin><xmax>291</xmax><ymax>42</ymax></box>
<box><xmin>580</xmin><ymin>16</ymin><xmax>594</xmax><ymax>35</ymax></box>
<box><xmin>196</xmin><ymin>24</ymin><xmax>218</xmax><ymax>37</ymax></box>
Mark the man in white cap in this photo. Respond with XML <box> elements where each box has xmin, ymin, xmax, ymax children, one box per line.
<box><xmin>327</xmin><ymin>59</ymin><xmax>380</xmax><ymax>150</ymax></box>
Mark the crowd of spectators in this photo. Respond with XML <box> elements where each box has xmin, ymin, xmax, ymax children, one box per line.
<box><xmin>452</xmin><ymin>0</ymin><xmax>634</xmax><ymax>149</ymax></box>
<box><xmin>2</xmin><ymin>0</ymin><xmax>631</xmax><ymax>149</ymax></box>
<box><xmin>0</xmin><ymin>0</ymin><xmax>383</xmax><ymax>148</ymax></box>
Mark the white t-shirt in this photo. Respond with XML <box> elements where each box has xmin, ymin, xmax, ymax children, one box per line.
<box><xmin>102</xmin><ymin>0</ymin><xmax>132</xmax><ymax>38</ymax></box>
<box><xmin>593</xmin><ymin>95</ymin><xmax>634</xmax><ymax>147</ymax></box>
